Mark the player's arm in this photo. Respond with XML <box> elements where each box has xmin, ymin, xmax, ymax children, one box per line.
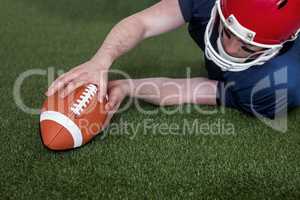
<box><xmin>129</xmin><ymin>78</ymin><xmax>218</xmax><ymax>106</ymax></box>
<box><xmin>107</xmin><ymin>78</ymin><xmax>218</xmax><ymax>111</ymax></box>
<box><xmin>92</xmin><ymin>0</ymin><xmax>186</xmax><ymax>63</ymax></box>
<box><xmin>103</xmin><ymin>78</ymin><xmax>218</xmax><ymax>128</ymax></box>
<box><xmin>46</xmin><ymin>0</ymin><xmax>186</xmax><ymax>100</ymax></box>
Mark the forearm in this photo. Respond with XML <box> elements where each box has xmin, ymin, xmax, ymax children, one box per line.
<box><xmin>128</xmin><ymin>78</ymin><xmax>168</xmax><ymax>105</ymax></box>
<box><xmin>91</xmin><ymin>16</ymin><xmax>145</xmax><ymax>67</ymax></box>
<box><xmin>90</xmin><ymin>0</ymin><xmax>185</xmax><ymax>67</ymax></box>
<box><xmin>125</xmin><ymin>78</ymin><xmax>218</xmax><ymax>106</ymax></box>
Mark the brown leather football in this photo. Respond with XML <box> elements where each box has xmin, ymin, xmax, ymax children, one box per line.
<box><xmin>40</xmin><ymin>84</ymin><xmax>107</xmax><ymax>150</ymax></box>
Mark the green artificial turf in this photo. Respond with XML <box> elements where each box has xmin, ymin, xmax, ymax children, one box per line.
<box><xmin>0</xmin><ymin>0</ymin><xmax>300</xmax><ymax>199</ymax></box>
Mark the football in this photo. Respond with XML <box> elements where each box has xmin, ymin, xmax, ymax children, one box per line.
<box><xmin>40</xmin><ymin>84</ymin><xmax>107</xmax><ymax>151</ymax></box>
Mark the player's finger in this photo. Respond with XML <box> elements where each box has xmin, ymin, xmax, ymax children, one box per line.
<box><xmin>46</xmin><ymin>74</ymin><xmax>66</xmax><ymax>96</ymax></box>
<box><xmin>97</xmin><ymin>72</ymin><xmax>108</xmax><ymax>103</ymax></box>
<box><xmin>46</xmin><ymin>73</ymin><xmax>77</xmax><ymax>96</ymax></box>
<box><xmin>101</xmin><ymin>101</ymin><xmax>121</xmax><ymax>130</ymax></box>
<box><xmin>59</xmin><ymin>80</ymin><xmax>87</xmax><ymax>99</ymax></box>
<box><xmin>105</xmin><ymin>93</ymin><xmax>119</xmax><ymax>111</ymax></box>
<box><xmin>46</xmin><ymin>71</ymin><xmax>81</xmax><ymax>96</ymax></box>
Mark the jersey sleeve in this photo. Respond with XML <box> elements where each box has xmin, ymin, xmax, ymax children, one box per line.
<box><xmin>178</xmin><ymin>0</ymin><xmax>193</xmax><ymax>22</ymax></box>
<box><xmin>178</xmin><ymin>0</ymin><xmax>215</xmax><ymax>22</ymax></box>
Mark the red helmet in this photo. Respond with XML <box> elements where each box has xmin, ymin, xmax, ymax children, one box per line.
<box><xmin>221</xmin><ymin>0</ymin><xmax>300</xmax><ymax>45</ymax></box>
<box><xmin>204</xmin><ymin>0</ymin><xmax>300</xmax><ymax>71</ymax></box>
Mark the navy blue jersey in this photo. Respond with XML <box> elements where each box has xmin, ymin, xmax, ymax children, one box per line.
<box><xmin>178</xmin><ymin>0</ymin><xmax>300</xmax><ymax>118</ymax></box>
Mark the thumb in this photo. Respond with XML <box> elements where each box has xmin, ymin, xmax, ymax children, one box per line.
<box><xmin>105</xmin><ymin>91</ymin><xmax>119</xmax><ymax>111</ymax></box>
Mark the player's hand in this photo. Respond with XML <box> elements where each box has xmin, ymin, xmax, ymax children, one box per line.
<box><xmin>102</xmin><ymin>80</ymin><xmax>130</xmax><ymax>129</ymax></box>
<box><xmin>45</xmin><ymin>59</ymin><xmax>111</xmax><ymax>102</ymax></box>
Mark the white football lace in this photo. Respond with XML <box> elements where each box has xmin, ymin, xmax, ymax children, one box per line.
<box><xmin>71</xmin><ymin>84</ymin><xmax>97</xmax><ymax>116</ymax></box>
